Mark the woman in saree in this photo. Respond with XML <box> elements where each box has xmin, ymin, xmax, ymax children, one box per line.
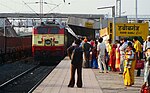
<box><xmin>115</xmin><ymin>40</ymin><xmax>120</xmax><ymax>71</ymax></box>
<box><xmin>123</xmin><ymin>43</ymin><xmax>135</xmax><ymax>86</ymax></box>
<box><xmin>108</xmin><ymin>44</ymin><xmax>117</xmax><ymax>71</ymax></box>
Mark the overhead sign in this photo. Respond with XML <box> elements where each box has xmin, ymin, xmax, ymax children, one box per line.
<box><xmin>116</xmin><ymin>23</ymin><xmax>149</xmax><ymax>40</ymax></box>
<box><xmin>68</xmin><ymin>17</ymin><xmax>97</xmax><ymax>29</ymax></box>
<box><xmin>85</xmin><ymin>22</ymin><xmax>93</xmax><ymax>28</ymax></box>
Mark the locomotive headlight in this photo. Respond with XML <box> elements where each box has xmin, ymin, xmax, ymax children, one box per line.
<box><xmin>45</xmin><ymin>39</ymin><xmax>51</xmax><ymax>45</ymax></box>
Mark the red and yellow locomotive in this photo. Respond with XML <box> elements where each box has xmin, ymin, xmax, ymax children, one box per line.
<box><xmin>32</xmin><ymin>21</ymin><xmax>74</xmax><ymax>63</ymax></box>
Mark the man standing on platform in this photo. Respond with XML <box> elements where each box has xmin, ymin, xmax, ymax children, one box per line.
<box><xmin>67</xmin><ymin>39</ymin><xmax>83</xmax><ymax>88</ymax></box>
<box><xmin>97</xmin><ymin>37</ymin><xmax>108</xmax><ymax>73</ymax></box>
<box><xmin>133</xmin><ymin>36</ymin><xmax>142</xmax><ymax>77</ymax></box>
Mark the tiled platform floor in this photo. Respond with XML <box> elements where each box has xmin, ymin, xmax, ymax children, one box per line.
<box><xmin>33</xmin><ymin>57</ymin><xmax>103</xmax><ymax>93</ymax></box>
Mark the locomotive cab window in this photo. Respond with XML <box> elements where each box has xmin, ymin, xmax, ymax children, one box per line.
<box><xmin>50</xmin><ymin>27</ymin><xmax>59</xmax><ymax>34</ymax></box>
<box><xmin>37</xmin><ymin>27</ymin><xmax>49</xmax><ymax>34</ymax></box>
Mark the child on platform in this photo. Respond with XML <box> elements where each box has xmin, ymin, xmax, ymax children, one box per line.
<box><xmin>125</xmin><ymin>45</ymin><xmax>134</xmax><ymax>68</ymax></box>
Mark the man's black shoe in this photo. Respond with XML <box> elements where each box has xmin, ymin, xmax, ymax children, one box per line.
<box><xmin>68</xmin><ymin>85</ymin><xmax>74</xmax><ymax>88</ymax></box>
<box><xmin>119</xmin><ymin>72</ymin><xmax>123</xmax><ymax>74</ymax></box>
<box><xmin>77</xmin><ymin>86</ymin><xmax>82</xmax><ymax>88</ymax></box>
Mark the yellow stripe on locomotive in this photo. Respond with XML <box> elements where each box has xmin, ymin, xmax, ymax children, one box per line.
<box><xmin>32</xmin><ymin>34</ymin><xmax>64</xmax><ymax>47</ymax></box>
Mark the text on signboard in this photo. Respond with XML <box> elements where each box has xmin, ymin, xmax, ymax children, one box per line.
<box><xmin>118</xmin><ymin>24</ymin><xmax>140</xmax><ymax>31</ymax></box>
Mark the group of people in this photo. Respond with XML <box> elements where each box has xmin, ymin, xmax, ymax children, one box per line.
<box><xmin>67</xmin><ymin>36</ymin><xmax>150</xmax><ymax>89</ymax></box>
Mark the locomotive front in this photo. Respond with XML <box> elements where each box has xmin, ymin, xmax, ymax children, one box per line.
<box><xmin>32</xmin><ymin>23</ymin><xmax>65</xmax><ymax>63</ymax></box>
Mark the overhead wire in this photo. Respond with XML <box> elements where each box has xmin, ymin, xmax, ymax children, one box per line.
<box><xmin>0</xmin><ymin>0</ymin><xmax>63</xmax><ymax>16</ymax></box>
<box><xmin>44</xmin><ymin>3</ymin><xmax>61</xmax><ymax>16</ymax></box>
<box><xmin>22</xmin><ymin>1</ymin><xmax>40</xmax><ymax>17</ymax></box>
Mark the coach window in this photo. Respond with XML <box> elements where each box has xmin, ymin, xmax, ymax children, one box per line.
<box><xmin>50</xmin><ymin>27</ymin><xmax>59</xmax><ymax>34</ymax></box>
<box><xmin>37</xmin><ymin>27</ymin><xmax>48</xmax><ymax>34</ymax></box>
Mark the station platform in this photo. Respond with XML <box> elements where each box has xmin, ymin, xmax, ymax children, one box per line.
<box><xmin>33</xmin><ymin>57</ymin><xmax>143</xmax><ymax>93</ymax></box>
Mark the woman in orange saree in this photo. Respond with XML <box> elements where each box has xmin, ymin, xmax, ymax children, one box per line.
<box><xmin>109</xmin><ymin>44</ymin><xmax>117</xmax><ymax>71</ymax></box>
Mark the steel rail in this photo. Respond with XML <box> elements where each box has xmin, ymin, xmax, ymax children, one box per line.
<box><xmin>28</xmin><ymin>66</ymin><xmax>56</xmax><ymax>93</ymax></box>
<box><xmin>0</xmin><ymin>64</ymin><xmax>39</xmax><ymax>88</ymax></box>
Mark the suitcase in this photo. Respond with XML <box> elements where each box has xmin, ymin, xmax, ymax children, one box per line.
<box><xmin>141</xmin><ymin>86</ymin><xmax>150</xmax><ymax>93</ymax></box>
<box><xmin>135</xmin><ymin>60</ymin><xmax>144</xmax><ymax>69</ymax></box>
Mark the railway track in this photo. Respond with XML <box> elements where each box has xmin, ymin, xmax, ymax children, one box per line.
<box><xmin>0</xmin><ymin>64</ymin><xmax>56</xmax><ymax>93</ymax></box>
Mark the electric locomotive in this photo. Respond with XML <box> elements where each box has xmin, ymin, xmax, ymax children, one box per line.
<box><xmin>32</xmin><ymin>20</ymin><xmax>75</xmax><ymax>63</ymax></box>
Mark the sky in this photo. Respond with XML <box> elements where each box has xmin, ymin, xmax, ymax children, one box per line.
<box><xmin>0</xmin><ymin>0</ymin><xmax>150</xmax><ymax>17</ymax></box>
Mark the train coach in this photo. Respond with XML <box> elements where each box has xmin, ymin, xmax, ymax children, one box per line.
<box><xmin>32</xmin><ymin>21</ymin><xmax>76</xmax><ymax>63</ymax></box>
<box><xmin>0</xmin><ymin>36</ymin><xmax>32</xmax><ymax>63</ymax></box>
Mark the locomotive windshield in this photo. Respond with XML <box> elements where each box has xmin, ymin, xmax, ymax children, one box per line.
<box><xmin>37</xmin><ymin>27</ymin><xmax>48</xmax><ymax>34</ymax></box>
<box><xmin>50</xmin><ymin>27</ymin><xmax>59</xmax><ymax>34</ymax></box>
<box><xmin>36</xmin><ymin>27</ymin><xmax>60</xmax><ymax>34</ymax></box>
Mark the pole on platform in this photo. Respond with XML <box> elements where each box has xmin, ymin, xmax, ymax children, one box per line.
<box><xmin>119</xmin><ymin>0</ymin><xmax>121</xmax><ymax>17</ymax></box>
<box><xmin>113</xmin><ymin>17</ymin><xmax>116</xmax><ymax>44</ymax></box>
<box><xmin>116</xmin><ymin>0</ymin><xmax>121</xmax><ymax>17</ymax></box>
<box><xmin>112</xmin><ymin>6</ymin><xmax>116</xmax><ymax>44</ymax></box>
<box><xmin>135</xmin><ymin>0</ymin><xmax>138</xmax><ymax>23</ymax></box>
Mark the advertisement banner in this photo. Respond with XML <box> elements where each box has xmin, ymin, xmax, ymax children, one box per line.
<box><xmin>99</xmin><ymin>27</ymin><xmax>108</xmax><ymax>37</ymax></box>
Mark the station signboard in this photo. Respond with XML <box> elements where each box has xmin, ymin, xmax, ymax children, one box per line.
<box><xmin>116</xmin><ymin>23</ymin><xmax>149</xmax><ymax>40</ymax></box>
